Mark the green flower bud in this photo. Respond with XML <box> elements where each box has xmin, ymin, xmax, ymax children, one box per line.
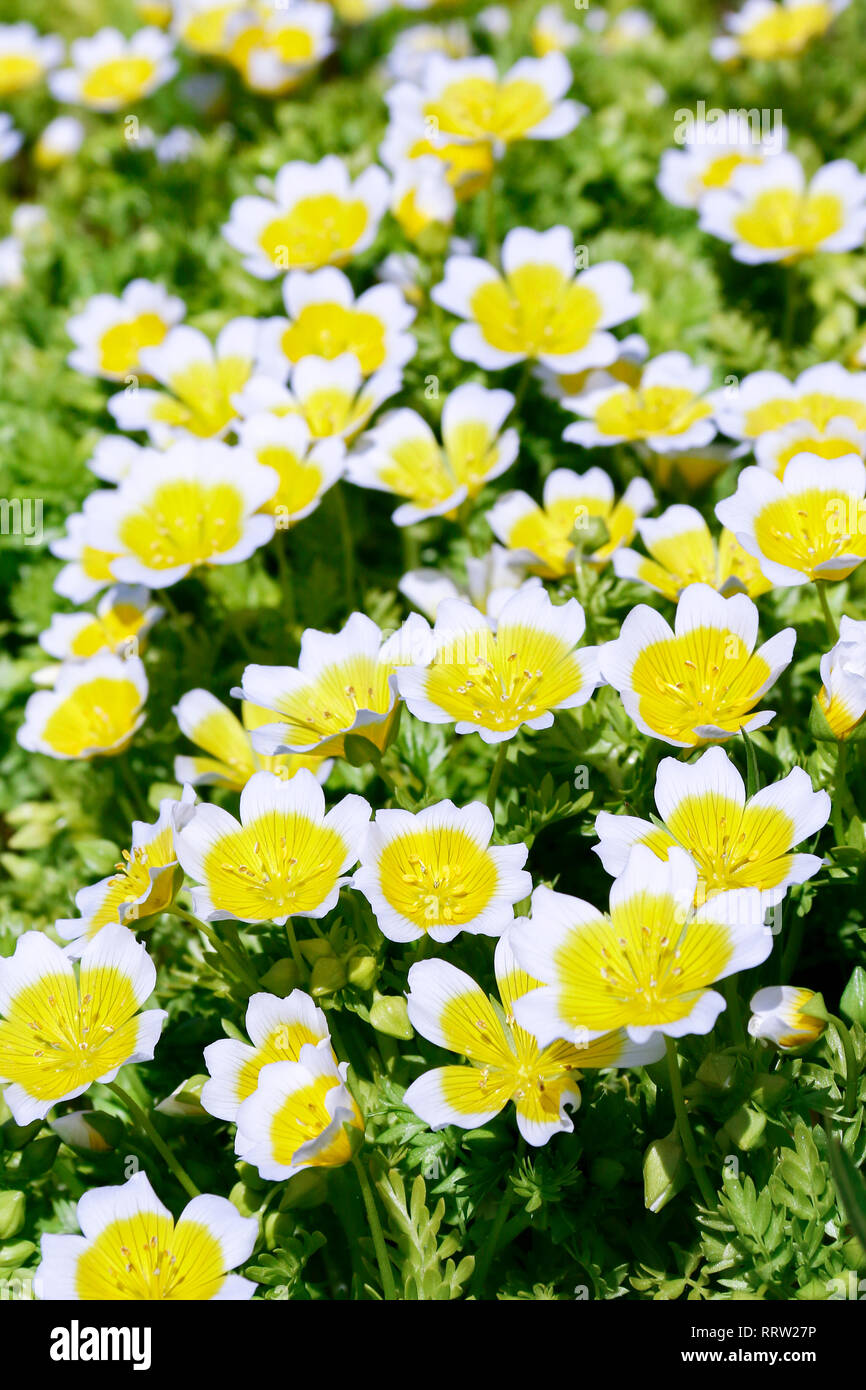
<box><xmin>300</xmin><ymin>938</ymin><xmax>336</xmax><ymax>964</ymax></box>
<box><xmin>696</xmin><ymin>1052</ymin><xmax>740</xmax><ymax>1092</ymax></box>
<box><xmin>643</xmin><ymin>1131</ymin><xmax>685</xmax><ymax>1213</ymax></box>
<box><xmin>748</xmin><ymin>1073</ymin><xmax>790</xmax><ymax>1110</ymax></box>
<box><xmin>278</xmin><ymin>1167</ymin><xmax>331</xmax><ymax>1211</ymax></box>
<box><xmin>0</xmin><ymin>1192</ymin><xmax>25</xmax><ymax>1240</ymax></box>
<box><xmin>724</xmin><ymin>1105</ymin><xmax>766</xmax><ymax>1151</ymax></box>
<box><xmin>264</xmin><ymin>1211</ymin><xmax>297</xmax><ymax>1247</ymax></box>
<box><xmin>310</xmin><ymin>956</ymin><xmax>347</xmax><ymax>997</ymax></box>
<box><xmin>235</xmin><ymin>1160</ymin><xmax>270</xmax><ymax>1191</ymax></box>
<box><xmin>841</xmin><ymin>966</ymin><xmax>866</xmax><ymax>1025</ymax></box>
<box><xmin>346</xmin><ymin>954</ymin><xmax>379</xmax><ymax>991</ymax></box>
<box><xmin>229</xmin><ymin>1181</ymin><xmax>267</xmax><ymax>1217</ymax></box>
<box><xmin>0</xmin><ymin>1239</ymin><xmax>36</xmax><ymax>1268</ymax></box>
<box><xmin>155</xmin><ymin>1075</ymin><xmax>210</xmax><ymax>1120</ymax></box>
<box><xmin>258</xmin><ymin>958</ymin><xmax>301</xmax><ymax>995</ymax></box>
<box><xmin>369</xmin><ymin>994</ymin><xmax>413</xmax><ymax>1040</ymax></box>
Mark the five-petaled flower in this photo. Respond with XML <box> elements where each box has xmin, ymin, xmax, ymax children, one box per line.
<box><xmin>403</xmin><ymin>935</ymin><xmax>664</xmax><ymax>1145</ymax></box>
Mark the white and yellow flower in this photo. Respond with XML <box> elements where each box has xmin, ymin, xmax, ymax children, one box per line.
<box><xmin>511</xmin><ymin>845</ymin><xmax>772</xmax><ymax>1044</ymax></box>
<box><xmin>716</xmin><ymin>452</ymin><xmax>866</xmax><ymax>586</ymax></box>
<box><xmin>34</xmin><ymin>114</ymin><xmax>85</xmax><ymax>170</ymax></box>
<box><xmin>0</xmin><ymin>925</ymin><xmax>166</xmax><ymax>1124</ymax></box>
<box><xmin>389</xmin><ymin>155</ymin><xmax>457</xmax><ymax>242</ymax></box>
<box><xmin>172</xmin><ymin>0</ymin><xmax>247</xmax><ymax>56</ymax></box>
<box><xmin>56</xmin><ymin>789</ymin><xmax>196</xmax><ymax>952</ymax></box>
<box><xmin>817</xmin><ymin>616</ymin><xmax>866</xmax><ymax>738</ymax></box>
<box><xmin>225</xmin><ymin>1</ymin><xmax>334</xmax><ymax>95</ymax></box>
<box><xmin>398</xmin><ymin>545</ymin><xmax>526</xmax><ymax>623</ymax></box>
<box><xmin>537</xmin><ymin>332</ymin><xmax>648</xmax><ymax>404</ymax></box>
<box><xmin>49</xmin><ymin>27</ymin><xmax>177</xmax><ymax>111</ymax></box>
<box><xmin>237</xmin><ymin>353</ymin><xmax>401</xmax><ymax>445</ymax></box>
<box><xmin>433</xmin><ymin>227</ymin><xmax>641</xmax><ymax>373</ymax></box>
<box><xmin>711</xmin><ymin>0</ymin><xmax>850</xmax><ymax>62</ymax></box>
<box><xmin>747</xmin><ymin>985</ymin><xmax>827</xmax><ymax>1049</ymax></box>
<box><xmin>711</xmin><ymin>362</ymin><xmax>866</xmax><ymax>441</ymax></box>
<box><xmin>755</xmin><ymin>417</ymin><xmax>866</xmax><ymax>478</ymax></box>
<box><xmin>592</xmin><ymin>6</ymin><xmax>656</xmax><ymax>51</ymax></box>
<box><xmin>258</xmin><ymin>267</ymin><xmax>416</xmax><ymax>382</ymax></box>
<box><xmin>354</xmin><ymin>801</ymin><xmax>530</xmax><ymax>943</ymax></box>
<box><xmin>613</xmin><ymin>504</ymin><xmax>772</xmax><ymax>600</ymax></box>
<box><xmin>81</xmin><ymin>441</ymin><xmax>277</xmax><ymax>588</ymax></box>
<box><xmin>202</xmin><ymin>989</ymin><xmax>331</xmax><ymax>1122</ymax></box>
<box><xmin>108</xmin><ymin>319</ymin><xmax>257</xmax><ymax>443</ymax></box>
<box><xmin>396</xmin><ymin>582</ymin><xmax>601</xmax><ymax>744</ymax></box>
<box><xmin>386</xmin><ymin>21</ymin><xmax>472</xmax><ymax>83</ymax></box>
<box><xmin>0</xmin><ymin>112</ymin><xmax>22</xmax><ymax>162</ymax></box>
<box><xmin>562</xmin><ymin>352</ymin><xmax>717</xmax><ymax>452</ymax></box>
<box><xmin>347</xmin><ymin>382</ymin><xmax>518</xmax><ymax>525</ymax></box>
<box><xmin>222</xmin><ymin>155</ymin><xmax>390</xmax><ymax>279</ymax></box>
<box><xmin>174</xmin><ymin>768</ymin><xmax>370</xmax><ymax>925</ymax></box>
<box><xmin>236</xmin><ymin>611</ymin><xmax>431</xmax><ymax>758</ymax></box>
<box><xmin>39</xmin><ymin>585</ymin><xmax>162</xmax><ymax>663</ymax></box>
<box><xmin>385</xmin><ymin>53</ymin><xmax>584</xmax><ymax>156</ymax></box>
<box><xmin>403</xmin><ymin>935</ymin><xmax>663</xmax><ymax>1145</ymax></box>
<box><xmin>594</xmin><ymin>746</ymin><xmax>829</xmax><ymax>905</ymax></box>
<box><xmin>699</xmin><ymin>154</ymin><xmax>866</xmax><ymax>263</ymax></box>
<box><xmin>600</xmin><ymin>582</ymin><xmax>796</xmax><ymax>748</ymax></box>
<box><xmin>236</xmin><ymin>414</ymin><xmax>344</xmax><ymax>527</ymax></box>
<box><xmin>66</xmin><ymin>280</ymin><xmax>185</xmax><ymax>382</ymax></box>
<box><xmin>658</xmin><ymin>112</ymin><xmax>786</xmax><ymax>210</ymax></box>
<box><xmin>0</xmin><ymin>22</ymin><xmax>63</xmax><ymax>97</ymax></box>
<box><xmin>50</xmin><ymin>511</ymin><xmax>120</xmax><ymax>604</ymax></box>
<box><xmin>36</xmin><ymin>1170</ymin><xmax>257</xmax><ymax>1301</ymax></box>
<box><xmin>531</xmin><ymin>5</ymin><xmax>582</xmax><ymax>56</ymax></box>
<box><xmin>380</xmin><ymin>112</ymin><xmax>494</xmax><ymax>202</ymax></box>
<box><xmin>234</xmin><ymin>1039</ymin><xmax>362</xmax><ymax>1180</ymax></box>
<box><xmin>18</xmin><ymin>654</ymin><xmax>148</xmax><ymax>760</ymax></box>
<box><xmin>488</xmin><ymin>468</ymin><xmax>654</xmax><ymax>579</ymax></box>
<box><xmin>174</xmin><ymin>688</ymin><xmax>332</xmax><ymax>789</ymax></box>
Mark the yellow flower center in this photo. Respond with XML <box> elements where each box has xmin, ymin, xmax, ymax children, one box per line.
<box><xmin>281</xmin><ymin>303</ymin><xmax>387</xmax><ymax>373</ymax></box>
<box><xmin>378</xmin><ymin>826</ymin><xmax>497</xmax><ymax>930</ymax></box>
<box><xmin>0</xmin><ymin>53</ymin><xmax>43</xmax><ymax>96</ymax></box>
<box><xmin>733</xmin><ymin>189</ymin><xmax>844</xmax><ymax>257</ymax></box>
<box><xmin>202</xmin><ymin>811</ymin><xmax>345</xmax><ymax>920</ymax></box>
<box><xmin>118</xmin><ymin>479</ymin><xmax>246</xmax><ymax>570</ymax></box>
<box><xmin>259</xmin><ymin>196</ymin><xmax>369</xmax><ymax>271</ymax></box>
<box><xmin>151</xmin><ymin>356</ymin><xmax>251</xmax><ymax>437</ymax></box>
<box><xmin>470</xmin><ymin>263</ymin><xmax>601</xmax><ymax>357</ymax></box>
<box><xmin>41</xmin><ymin>677</ymin><xmax>141</xmax><ymax>757</ymax></box>
<box><xmin>752</xmin><ymin>486</ymin><xmax>866</xmax><ymax>578</ymax></box>
<box><xmin>99</xmin><ymin>313</ymin><xmax>168</xmax><ymax>376</ymax></box>
<box><xmin>76</xmin><ymin>1216</ymin><xmax>225</xmax><ymax>1300</ymax></box>
<box><xmin>740</xmin><ymin>3</ymin><xmax>833</xmax><ymax>58</ymax></box>
<box><xmin>629</xmin><ymin>624</ymin><xmax>772</xmax><ymax>745</ymax></box>
<box><xmin>81</xmin><ymin>56</ymin><xmax>158</xmax><ymax>105</ymax></box>
<box><xmin>594</xmin><ymin>386</ymin><xmax>712</xmax><ymax>440</ymax></box>
<box><xmin>424</xmin><ymin>76</ymin><xmax>551</xmax><ymax>143</ymax></box>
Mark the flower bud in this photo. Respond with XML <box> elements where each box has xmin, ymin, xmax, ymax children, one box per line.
<box><xmin>0</xmin><ymin>1238</ymin><xmax>36</xmax><ymax>1268</ymax></box>
<box><xmin>310</xmin><ymin>957</ymin><xmax>347</xmax><ymax>997</ymax></box>
<box><xmin>50</xmin><ymin>1111</ymin><xmax>123</xmax><ymax>1152</ymax></box>
<box><xmin>723</xmin><ymin>1105</ymin><xmax>766</xmax><ymax>1151</ymax></box>
<box><xmin>346</xmin><ymin>954</ymin><xmax>379</xmax><ymax>991</ymax></box>
<box><xmin>0</xmin><ymin>1192</ymin><xmax>25</xmax><ymax>1239</ymax></box>
<box><xmin>155</xmin><ymin>1075</ymin><xmax>210</xmax><ymax>1120</ymax></box>
<box><xmin>258</xmin><ymin>958</ymin><xmax>301</xmax><ymax>995</ymax></box>
<box><xmin>229</xmin><ymin>1182</ymin><xmax>267</xmax><ymax>1218</ymax></box>
<box><xmin>643</xmin><ymin>1131</ymin><xmax>685</xmax><ymax>1213</ymax></box>
<box><xmin>369</xmin><ymin>994</ymin><xmax>413</xmax><ymax>1040</ymax></box>
<box><xmin>696</xmin><ymin>1051</ymin><xmax>739</xmax><ymax>1092</ymax></box>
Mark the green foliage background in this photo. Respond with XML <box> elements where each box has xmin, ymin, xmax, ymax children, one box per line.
<box><xmin>2</xmin><ymin>0</ymin><xmax>866</xmax><ymax>1300</ymax></box>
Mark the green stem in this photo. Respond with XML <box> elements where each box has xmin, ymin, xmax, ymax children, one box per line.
<box><xmin>782</xmin><ymin>268</ymin><xmax>799</xmax><ymax>352</ymax></box>
<box><xmin>474</xmin><ymin>1139</ymin><xmax>525</xmax><ymax>1296</ymax></box>
<box><xmin>351</xmin><ymin>1153</ymin><xmax>397</xmax><ymax>1301</ymax></box>
<box><xmin>333</xmin><ymin>483</ymin><xmax>357</xmax><ymax>611</ymax></box>
<box><xmin>832</xmin><ymin>740</ymin><xmax>847</xmax><ymax>844</ymax></box>
<box><xmin>284</xmin><ymin>917</ymin><xmax>306</xmax><ymax>978</ymax></box>
<box><xmin>171</xmin><ymin>906</ymin><xmax>259</xmax><ymax>992</ymax></box>
<box><xmin>273</xmin><ymin>526</ymin><xmax>296</xmax><ymax>628</ymax></box>
<box><xmin>815</xmin><ymin>580</ymin><xmax>838</xmax><ymax>644</ymax></box>
<box><xmin>107</xmin><ymin>1081</ymin><xmax>200</xmax><ymax>1200</ymax></box>
<box><xmin>484</xmin><ymin>175</ymin><xmax>498</xmax><ymax>264</ymax></box>
<box><xmin>511</xmin><ymin>358</ymin><xmax>532</xmax><ymax>417</ymax></box>
<box><xmin>827</xmin><ymin>1013</ymin><xmax>859</xmax><ymax>1117</ymax></box>
<box><xmin>665</xmin><ymin>1037</ymin><xmax>715</xmax><ymax>1208</ymax></box>
<box><xmin>486</xmin><ymin>742</ymin><xmax>509</xmax><ymax>815</ymax></box>
<box><xmin>722</xmin><ymin>977</ymin><xmax>746</xmax><ymax>1047</ymax></box>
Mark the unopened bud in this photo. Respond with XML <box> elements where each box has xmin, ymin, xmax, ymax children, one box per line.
<box><xmin>0</xmin><ymin>1192</ymin><xmax>25</xmax><ymax>1239</ymax></box>
<box><xmin>369</xmin><ymin>994</ymin><xmax>413</xmax><ymax>1040</ymax></box>
<box><xmin>258</xmin><ymin>958</ymin><xmax>301</xmax><ymax>994</ymax></box>
<box><xmin>643</xmin><ymin>1131</ymin><xmax>685</xmax><ymax>1213</ymax></box>
<box><xmin>310</xmin><ymin>957</ymin><xmax>346</xmax><ymax>997</ymax></box>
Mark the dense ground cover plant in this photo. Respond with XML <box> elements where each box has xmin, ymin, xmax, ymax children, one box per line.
<box><xmin>2</xmin><ymin>0</ymin><xmax>866</xmax><ymax>1303</ymax></box>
